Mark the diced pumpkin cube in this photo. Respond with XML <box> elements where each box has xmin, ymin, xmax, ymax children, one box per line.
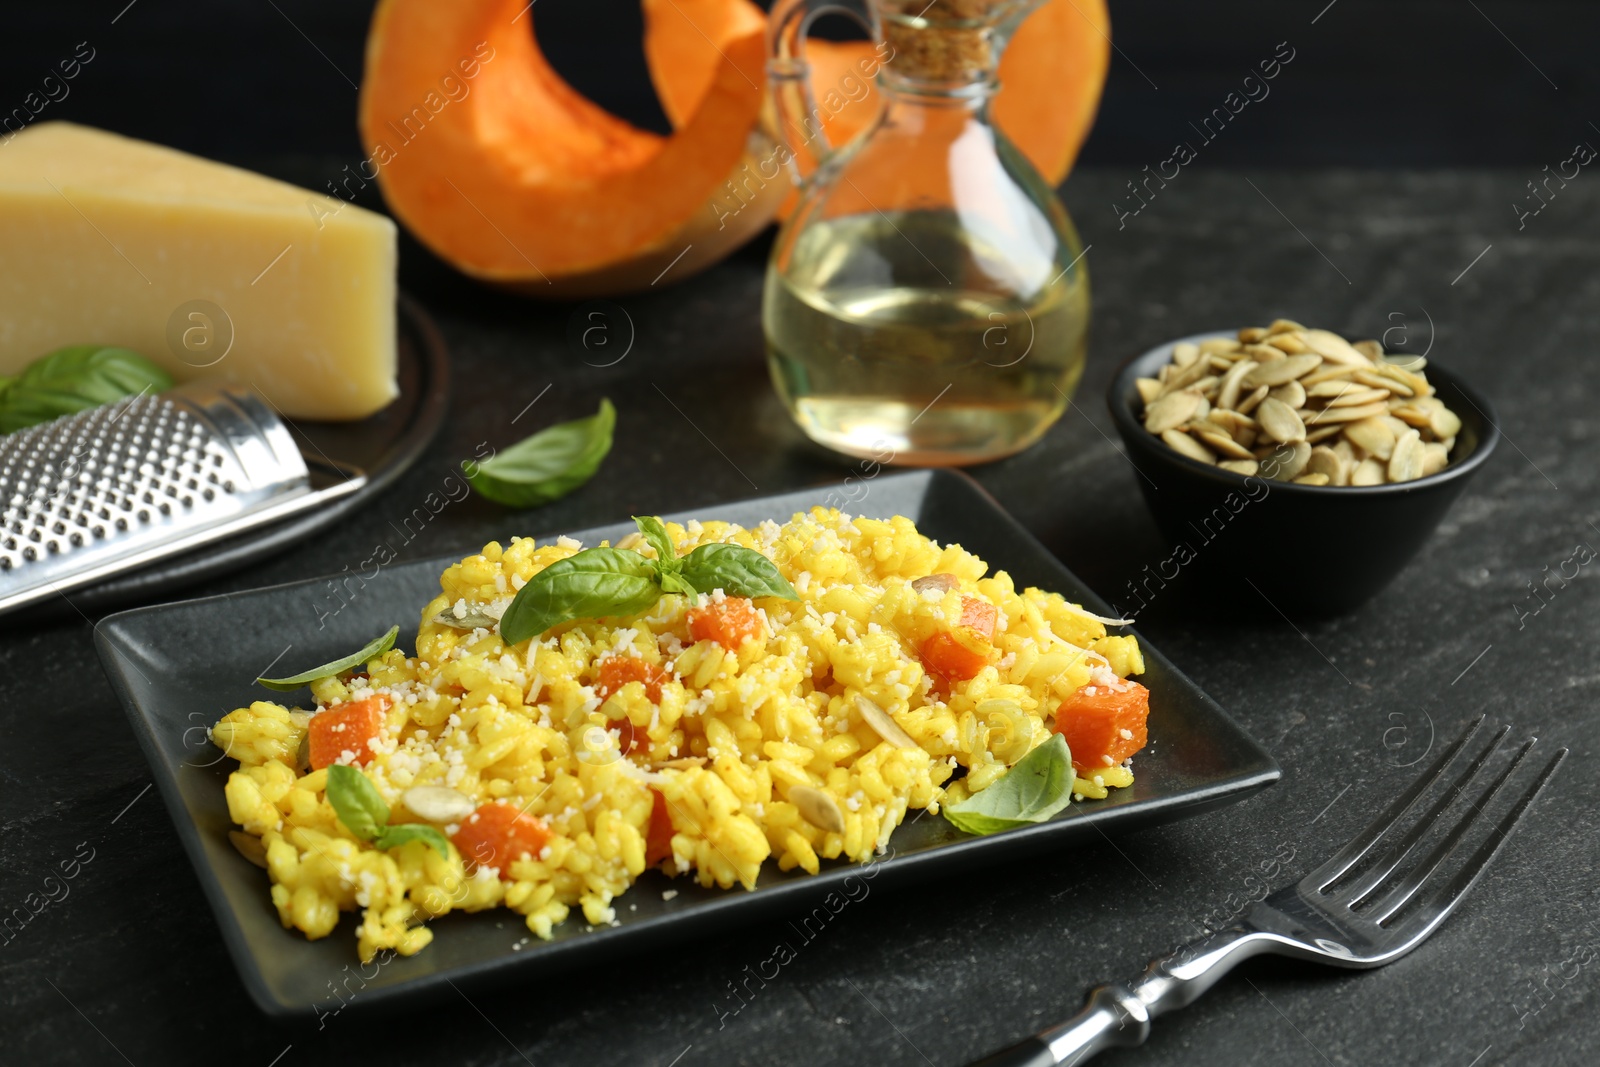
<box><xmin>307</xmin><ymin>695</ymin><xmax>389</xmax><ymax>770</ymax></box>
<box><xmin>919</xmin><ymin>595</ymin><xmax>1000</xmax><ymax>682</ymax></box>
<box><xmin>646</xmin><ymin>788</ymin><xmax>676</xmax><ymax>868</ymax></box>
<box><xmin>688</xmin><ymin>597</ymin><xmax>763</xmax><ymax>649</ymax></box>
<box><xmin>920</xmin><ymin>626</ymin><xmax>994</xmax><ymax>682</ymax></box>
<box><xmin>449</xmin><ymin>803</ymin><xmax>551</xmax><ymax>879</ymax></box>
<box><xmin>595</xmin><ymin>656</ymin><xmax>670</xmax><ymax>704</ymax></box>
<box><xmin>957</xmin><ymin>595</ymin><xmax>997</xmax><ymax>639</ymax></box>
<box><xmin>1052</xmin><ymin>681</ymin><xmax>1149</xmax><ymax>772</ymax></box>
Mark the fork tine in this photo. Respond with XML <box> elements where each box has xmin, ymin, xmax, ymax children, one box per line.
<box><xmin>1339</xmin><ymin>725</ymin><xmax>1511</xmax><ymax>907</ymax></box>
<box><xmin>1308</xmin><ymin>714</ymin><xmax>1485</xmax><ymax>891</ymax></box>
<box><xmin>1379</xmin><ymin>747</ymin><xmax>1566</xmax><ymax>935</ymax></box>
<box><xmin>1364</xmin><ymin>736</ymin><xmax>1536</xmax><ymax>923</ymax></box>
<box><xmin>1368</xmin><ymin>738</ymin><xmax>1546</xmax><ymax>925</ymax></box>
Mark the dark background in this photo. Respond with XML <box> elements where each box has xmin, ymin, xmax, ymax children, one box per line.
<box><xmin>4</xmin><ymin>3</ymin><xmax>1600</xmax><ymax>1067</ymax></box>
<box><xmin>4</xmin><ymin>0</ymin><xmax>1596</xmax><ymax>170</ymax></box>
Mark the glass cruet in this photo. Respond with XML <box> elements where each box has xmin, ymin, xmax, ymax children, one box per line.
<box><xmin>763</xmin><ymin>0</ymin><xmax>1090</xmax><ymax>466</ymax></box>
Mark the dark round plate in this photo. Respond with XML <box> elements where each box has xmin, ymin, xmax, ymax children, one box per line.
<box><xmin>25</xmin><ymin>295</ymin><xmax>449</xmax><ymax>623</ymax></box>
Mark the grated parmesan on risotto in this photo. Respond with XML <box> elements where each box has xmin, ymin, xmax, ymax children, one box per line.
<box><xmin>211</xmin><ymin>509</ymin><xmax>1146</xmax><ymax>961</ymax></box>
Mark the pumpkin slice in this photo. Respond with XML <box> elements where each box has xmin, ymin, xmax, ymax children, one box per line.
<box><xmin>359</xmin><ymin>0</ymin><xmax>778</xmax><ymax>296</ymax></box>
<box><xmin>644</xmin><ymin>0</ymin><xmax>761</xmax><ymax>126</ymax></box>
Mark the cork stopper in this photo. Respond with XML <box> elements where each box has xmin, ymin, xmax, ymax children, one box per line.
<box><xmin>876</xmin><ymin>0</ymin><xmax>1027</xmax><ymax>82</ymax></box>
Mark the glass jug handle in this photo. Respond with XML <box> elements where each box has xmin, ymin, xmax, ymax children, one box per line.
<box><xmin>766</xmin><ymin>0</ymin><xmax>877</xmax><ymax>186</ymax></box>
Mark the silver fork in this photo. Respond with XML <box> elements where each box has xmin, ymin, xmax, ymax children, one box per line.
<box><xmin>969</xmin><ymin>716</ymin><xmax>1566</xmax><ymax>1066</ymax></box>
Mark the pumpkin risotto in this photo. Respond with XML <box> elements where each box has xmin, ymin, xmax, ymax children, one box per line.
<box><xmin>212</xmin><ymin>509</ymin><xmax>1148</xmax><ymax>961</ymax></box>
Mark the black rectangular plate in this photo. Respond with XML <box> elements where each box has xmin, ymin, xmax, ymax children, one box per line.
<box><xmin>95</xmin><ymin>470</ymin><xmax>1279</xmax><ymax>1018</ymax></box>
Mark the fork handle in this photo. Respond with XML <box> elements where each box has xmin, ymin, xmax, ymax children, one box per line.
<box><xmin>969</xmin><ymin>925</ymin><xmax>1277</xmax><ymax>1066</ymax></box>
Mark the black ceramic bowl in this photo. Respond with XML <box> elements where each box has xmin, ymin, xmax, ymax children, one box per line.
<box><xmin>1108</xmin><ymin>331</ymin><xmax>1500</xmax><ymax>617</ymax></box>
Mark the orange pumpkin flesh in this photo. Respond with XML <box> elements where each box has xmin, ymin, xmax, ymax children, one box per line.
<box><xmin>645</xmin><ymin>0</ymin><xmax>758</xmax><ymax>128</ymax></box>
<box><xmin>359</xmin><ymin>0</ymin><xmax>776</xmax><ymax>296</ymax></box>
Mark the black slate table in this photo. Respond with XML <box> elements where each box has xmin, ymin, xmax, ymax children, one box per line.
<box><xmin>3</xmin><ymin>169</ymin><xmax>1595</xmax><ymax>1066</ymax></box>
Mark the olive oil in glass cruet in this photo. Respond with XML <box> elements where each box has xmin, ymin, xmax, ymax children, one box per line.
<box><xmin>763</xmin><ymin>0</ymin><xmax>1090</xmax><ymax>466</ymax></box>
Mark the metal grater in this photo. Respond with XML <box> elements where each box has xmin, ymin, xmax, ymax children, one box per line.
<box><xmin>0</xmin><ymin>381</ymin><xmax>367</xmax><ymax>617</ymax></box>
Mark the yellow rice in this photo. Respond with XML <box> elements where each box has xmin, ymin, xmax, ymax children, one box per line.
<box><xmin>212</xmin><ymin>508</ymin><xmax>1145</xmax><ymax>961</ymax></box>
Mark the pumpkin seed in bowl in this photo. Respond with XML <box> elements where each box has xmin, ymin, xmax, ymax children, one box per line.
<box><xmin>1133</xmin><ymin>320</ymin><xmax>1463</xmax><ymax>486</ymax></box>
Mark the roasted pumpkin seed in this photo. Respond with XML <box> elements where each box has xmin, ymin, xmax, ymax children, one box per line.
<box><xmin>1388</xmin><ymin>428</ymin><xmax>1424</xmax><ymax>482</ymax></box>
<box><xmin>1257</xmin><ymin>397</ymin><xmax>1307</xmax><ymax>443</ymax></box>
<box><xmin>1236</xmin><ymin>384</ymin><xmax>1270</xmax><ymax>415</ymax></box>
<box><xmin>1197</xmin><ymin>429</ymin><xmax>1255</xmax><ymax>460</ymax></box>
<box><xmin>1261</xmin><ymin>441</ymin><xmax>1312</xmax><ymax>481</ymax></box>
<box><xmin>911</xmin><ymin>573</ymin><xmax>959</xmax><ymax>595</ymax></box>
<box><xmin>1325</xmin><ymin>385</ymin><xmax>1391</xmax><ymax>408</ymax></box>
<box><xmin>1351</xmin><ymin>457</ymin><xmax>1386</xmax><ymax>486</ymax></box>
<box><xmin>856</xmin><ymin>695</ymin><xmax>921</xmax><ymax>749</ymax></box>
<box><xmin>1430</xmin><ymin>406</ymin><xmax>1462</xmax><ymax>439</ymax></box>
<box><xmin>230</xmin><ymin>830</ymin><xmax>269</xmax><ymax>869</ymax></box>
<box><xmin>1304</xmin><ymin>400</ymin><xmax>1391</xmax><ymax>425</ymax></box>
<box><xmin>1162</xmin><ymin>428</ymin><xmax>1216</xmax><ymax>463</ymax></box>
<box><xmin>789</xmin><ymin>785</ymin><xmax>846</xmax><ymax>834</ymax></box>
<box><xmin>1268</xmin><ymin>380</ymin><xmax>1307</xmax><ymax>408</ymax></box>
<box><xmin>1303</xmin><ymin>424</ymin><xmax>1344</xmax><ymax>444</ymax></box>
<box><xmin>1344</xmin><ymin>416</ymin><xmax>1396</xmax><ymax>458</ymax></box>
<box><xmin>1216</xmin><ymin>359</ymin><xmax>1258</xmax><ymax>411</ymax></box>
<box><xmin>402</xmin><ymin>785</ymin><xmax>478</xmax><ymax>823</ymax></box>
<box><xmin>1422</xmin><ymin>441</ymin><xmax>1450</xmax><ymax>475</ymax></box>
<box><xmin>1244</xmin><ymin>354</ymin><xmax>1321</xmax><ymax>388</ymax></box>
<box><xmin>1144</xmin><ymin>390</ymin><xmax>1202</xmax><ymax>433</ymax></box>
<box><xmin>1302</xmin><ymin>329</ymin><xmax>1371</xmax><ymax>366</ymax></box>
<box><xmin>1243</xmin><ymin>342</ymin><xmax>1288</xmax><ymax>363</ymax></box>
<box><xmin>1307</xmin><ymin>445</ymin><xmax>1348</xmax><ymax>486</ymax></box>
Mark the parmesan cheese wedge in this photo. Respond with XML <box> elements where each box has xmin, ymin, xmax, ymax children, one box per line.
<box><xmin>0</xmin><ymin>122</ymin><xmax>397</xmax><ymax>420</ymax></box>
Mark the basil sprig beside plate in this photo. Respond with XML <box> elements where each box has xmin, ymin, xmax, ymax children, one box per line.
<box><xmin>499</xmin><ymin>515</ymin><xmax>799</xmax><ymax>645</ymax></box>
<box><xmin>0</xmin><ymin>344</ymin><xmax>172</xmax><ymax>434</ymax></box>
<box><xmin>465</xmin><ymin>398</ymin><xmax>614</xmax><ymax>507</ymax></box>
<box><xmin>256</xmin><ymin>626</ymin><xmax>399</xmax><ymax>691</ymax></box>
<box><xmin>326</xmin><ymin>765</ymin><xmax>450</xmax><ymax>856</ymax></box>
<box><xmin>942</xmin><ymin>734</ymin><xmax>1075</xmax><ymax>835</ymax></box>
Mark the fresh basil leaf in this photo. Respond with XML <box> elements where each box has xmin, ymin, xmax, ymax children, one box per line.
<box><xmin>657</xmin><ymin>569</ymin><xmax>696</xmax><ymax>596</ymax></box>
<box><xmin>374</xmin><ymin>823</ymin><xmax>451</xmax><ymax>857</ymax></box>
<box><xmin>256</xmin><ymin>626</ymin><xmax>400</xmax><ymax>691</ymax></box>
<box><xmin>942</xmin><ymin>734</ymin><xmax>1074</xmax><ymax>835</ymax></box>
<box><xmin>632</xmin><ymin>515</ymin><xmax>677</xmax><ymax>563</ymax></box>
<box><xmin>465</xmin><ymin>398</ymin><xmax>615</xmax><ymax>508</ymax></box>
<box><xmin>499</xmin><ymin>547</ymin><xmax>662</xmax><ymax>645</ymax></box>
<box><xmin>678</xmin><ymin>543</ymin><xmax>799</xmax><ymax>601</ymax></box>
<box><xmin>0</xmin><ymin>345</ymin><xmax>173</xmax><ymax>434</ymax></box>
<box><xmin>325</xmin><ymin>765</ymin><xmax>389</xmax><ymax>842</ymax></box>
